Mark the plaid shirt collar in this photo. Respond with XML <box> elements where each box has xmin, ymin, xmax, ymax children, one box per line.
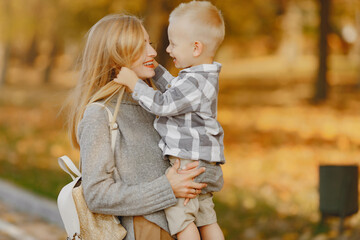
<box><xmin>178</xmin><ymin>62</ymin><xmax>222</xmax><ymax>78</ymax></box>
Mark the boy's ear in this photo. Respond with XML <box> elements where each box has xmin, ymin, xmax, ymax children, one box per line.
<box><xmin>193</xmin><ymin>41</ymin><xmax>203</xmax><ymax>57</ymax></box>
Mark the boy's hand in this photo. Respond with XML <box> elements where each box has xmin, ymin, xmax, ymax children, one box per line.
<box><xmin>114</xmin><ymin>67</ymin><xmax>139</xmax><ymax>92</ymax></box>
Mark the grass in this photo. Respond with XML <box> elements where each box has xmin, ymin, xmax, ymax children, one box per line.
<box><xmin>0</xmin><ymin>159</ymin><xmax>69</xmax><ymax>200</ymax></box>
<box><xmin>0</xmin><ymin>85</ymin><xmax>79</xmax><ymax>200</ymax></box>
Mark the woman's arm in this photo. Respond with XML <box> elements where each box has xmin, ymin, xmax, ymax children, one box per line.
<box><xmin>166</xmin><ymin>159</ymin><xmax>207</xmax><ymax>198</ymax></box>
<box><xmin>78</xmin><ymin>105</ymin><xmax>206</xmax><ymax>216</ymax></box>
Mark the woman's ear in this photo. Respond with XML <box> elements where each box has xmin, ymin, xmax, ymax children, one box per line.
<box><xmin>193</xmin><ymin>41</ymin><xmax>203</xmax><ymax>57</ymax></box>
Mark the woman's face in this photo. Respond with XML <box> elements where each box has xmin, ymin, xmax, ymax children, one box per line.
<box><xmin>130</xmin><ymin>26</ymin><xmax>157</xmax><ymax>80</ymax></box>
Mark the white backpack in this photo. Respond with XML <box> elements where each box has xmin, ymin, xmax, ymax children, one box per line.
<box><xmin>57</xmin><ymin>102</ymin><xmax>126</xmax><ymax>240</ymax></box>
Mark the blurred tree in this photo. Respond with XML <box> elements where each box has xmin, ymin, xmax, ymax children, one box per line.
<box><xmin>35</xmin><ymin>0</ymin><xmax>116</xmax><ymax>83</ymax></box>
<box><xmin>41</xmin><ymin>0</ymin><xmax>62</xmax><ymax>84</ymax></box>
<box><xmin>357</xmin><ymin>3</ymin><xmax>360</xmax><ymax>86</ymax></box>
<box><xmin>0</xmin><ymin>0</ymin><xmax>11</xmax><ymax>87</ymax></box>
<box><xmin>277</xmin><ymin>1</ymin><xmax>304</xmax><ymax>71</ymax></box>
<box><xmin>43</xmin><ymin>36</ymin><xmax>63</xmax><ymax>84</ymax></box>
<box><xmin>143</xmin><ymin>0</ymin><xmax>184</xmax><ymax>68</ymax></box>
<box><xmin>0</xmin><ymin>45</ymin><xmax>10</xmax><ymax>87</ymax></box>
<box><xmin>2</xmin><ymin>0</ymin><xmax>356</xmax><ymax>87</ymax></box>
<box><xmin>314</xmin><ymin>0</ymin><xmax>331</xmax><ymax>102</ymax></box>
<box><xmin>143</xmin><ymin>0</ymin><xmax>169</xmax><ymax>68</ymax></box>
<box><xmin>215</xmin><ymin>0</ymin><xmax>284</xmax><ymax>56</ymax></box>
<box><xmin>22</xmin><ymin>0</ymin><xmax>42</xmax><ymax>66</ymax></box>
<box><xmin>24</xmin><ymin>35</ymin><xmax>39</xmax><ymax>66</ymax></box>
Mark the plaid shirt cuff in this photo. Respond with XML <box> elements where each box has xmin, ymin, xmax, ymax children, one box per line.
<box><xmin>132</xmin><ymin>79</ymin><xmax>151</xmax><ymax>101</ymax></box>
<box><xmin>153</xmin><ymin>65</ymin><xmax>173</xmax><ymax>92</ymax></box>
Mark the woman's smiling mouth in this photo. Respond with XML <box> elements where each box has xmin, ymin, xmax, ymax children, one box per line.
<box><xmin>143</xmin><ymin>60</ymin><xmax>154</xmax><ymax>68</ymax></box>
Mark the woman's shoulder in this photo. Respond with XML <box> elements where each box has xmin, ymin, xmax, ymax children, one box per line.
<box><xmin>83</xmin><ymin>102</ymin><xmax>109</xmax><ymax>119</ymax></box>
<box><xmin>77</xmin><ymin>103</ymin><xmax>111</xmax><ymax>141</ymax></box>
<box><xmin>79</xmin><ymin>102</ymin><xmax>113</xmax><ymax>129</ymax></box>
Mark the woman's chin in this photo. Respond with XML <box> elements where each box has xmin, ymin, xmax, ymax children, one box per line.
<box><xmin>138</xmin><ymin>69</ymin><xmax>155</xmax><ymax>80</ymax></box>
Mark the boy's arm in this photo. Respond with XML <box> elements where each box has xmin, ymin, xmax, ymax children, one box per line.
<box><xmin>194</xmin><ymin>161</ymin><xmax>224</xmax><ymax>194</ymax></box>
<box><xmin>115</xmin><ymin>66</ymin><xmax>201</xmax><ymax>116</ymax></box>
<box><xmin>152</xmin><ymin>64</ymin><xmax>176</xmax><ymax>92</ymax></box>
<box><xmin>114</xmin><ymin>67</ymin><xmax>139</xmax><ymax>91</ymax></box>
<box><xmin>133</xmin><ymin>77</ymin><xmax>201</xmax><ymax>116</ymax></box>
<box><xmin>114</xmin><ymin>65</ymin><xmax>174</xmax><ymax>93</ymax></box>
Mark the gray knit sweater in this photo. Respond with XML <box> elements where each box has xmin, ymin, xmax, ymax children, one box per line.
<box><xmin>78</xmin><ymin>92</ymin><xmax>224</xmax><ymax>240</ymax></box>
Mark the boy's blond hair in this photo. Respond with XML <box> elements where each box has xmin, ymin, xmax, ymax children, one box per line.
<box><xmin>169</xmin><ymin>1</ymin><xmax>225</xmax><ymax>56</ymax></box>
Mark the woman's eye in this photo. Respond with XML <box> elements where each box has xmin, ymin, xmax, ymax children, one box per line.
<box><xmin>146</xmin><ymin>40</ymin><xmax>155</xmax><ymax>47</ymax></box>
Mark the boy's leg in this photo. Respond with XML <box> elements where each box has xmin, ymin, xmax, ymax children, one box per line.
<box><xmin>199</xmin><ymin>223</ymin><xmax>224</xmax><ymax>240</ymax></box>
<box><xmin>165</xmin><ymin>196</ymin><xmax>199</xmax><ymax>237</ymax></box>
<box><xmin>166</xmin><ymin>158</ymin><xmax>202</xmax><ymax>238</ymax></box>
<box><xmin>177</xmin><ymin>222</ymin><xmax>201</xmax><ymax>240</ymax></box>
<box><xmin>195</xmin><ymin>193</ymin><xmax>224</xmax><ymax>240</ymax></box>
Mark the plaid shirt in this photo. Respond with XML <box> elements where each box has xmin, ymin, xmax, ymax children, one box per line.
<box><xmin>132</xmin><ymin>62</ymin><xmax>225</xmax><ymax>163</ymax></box>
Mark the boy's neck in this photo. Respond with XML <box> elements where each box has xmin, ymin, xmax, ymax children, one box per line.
<box><xmin>189</xmin><ymin>56</ymin><xmax>214</xmax><ymax>68</ymax></box>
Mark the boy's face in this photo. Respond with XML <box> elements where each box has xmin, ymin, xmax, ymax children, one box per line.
<box><xmin>166</xmin><ymin>20</ymin><xmax>195</xmax><ymax>69</ymax></box>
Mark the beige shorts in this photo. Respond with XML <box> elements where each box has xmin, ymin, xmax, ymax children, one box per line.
<box><xmin>165</xmin><ymin>158</ymin><xmax>217</xmax><ymax>236</ymax></box>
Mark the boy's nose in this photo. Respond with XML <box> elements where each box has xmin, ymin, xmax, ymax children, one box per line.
<box><xmin>166</xmin><ymin>45</ymin><xmax>170</xmax><ymax>53</ymax></box>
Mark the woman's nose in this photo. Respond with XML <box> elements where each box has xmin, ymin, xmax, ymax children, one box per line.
<box><xmin>148</xmin><ymin>45</ymin><xmax>157</xmax><ymax>57</ymax></box>
<box><xmin>166</xmin><ymin>45</ymin><xmax>170</xmax><ymax>53</ymax></box>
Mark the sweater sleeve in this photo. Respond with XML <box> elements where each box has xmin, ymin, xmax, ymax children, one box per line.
<box><xmin>78</xmin><ymin>105</ymin><xmax>177</xmax><ymax>216</ymax></box>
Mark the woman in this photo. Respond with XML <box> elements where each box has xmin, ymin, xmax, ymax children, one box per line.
<box><xmin>67</xmin><ymin>14</ymin><xmax>223</xmax><ymax>239</ymax></box>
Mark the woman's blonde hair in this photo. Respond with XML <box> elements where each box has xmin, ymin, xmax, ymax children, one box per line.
<box><xmin>68</xmin><ymin>14</ymin><xmax>145</xmax><ymax>149</ymax></box>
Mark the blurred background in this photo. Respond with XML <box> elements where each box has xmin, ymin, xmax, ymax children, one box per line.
<box><xmin>0</xmin><ymin>0</ymin><xmax>360</xmax><ymax>239</ymax></box>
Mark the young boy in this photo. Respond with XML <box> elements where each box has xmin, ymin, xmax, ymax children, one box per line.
<box><xmin>115</xmin><ymin>1</ymin><xmax>225</xmax><ymax>239</ymax></box>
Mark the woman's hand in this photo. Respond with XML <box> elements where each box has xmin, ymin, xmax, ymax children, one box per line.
<box><xmin>114</xmin><ymin>67</ymin><xmax>139</xmax><ymax>92</ymax></box>
<box><xmin>166</xmin><ymin>159</ymin><xmax>207</xmax><ymax>199</ymax></box>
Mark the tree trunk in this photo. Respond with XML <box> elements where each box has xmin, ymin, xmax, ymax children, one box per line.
<box><xmin>314</xmin><ymin>0</ymin><xmax>331</xmax><ymax>103</ymax></box>
<box><xmin>0</xmin><ymin>0</ymin><xmax>11</xmax><ymax>87</ymax></box>
<box><xmin>24</xmin><ymin>35</ymin><xmax>39</xmax><ymax>66</ymax></box>
<box><xmin>43</xmin><ymin>40</ymin><xmax>59</xmax><ymax>84</ymax></box>
<box><xmin>356</xmin><ymin>6</ymin><xmax>360</xmax><ymax>88</ymax></box>
<box><xmin>144</xmin><ymin>0</ymin><xmax>169</xmax><ymax>67</ymax></box>
<box><xmin>0</xmin><ymin>43</ymin><xmax>10</xmax><ymax>87</ymax></box>
<box><xmin>157</xmin><ymin>24</ymin><xmax>171</xmax><ymax>69</ymax></box>
<box><xmin>144</xmin><ymin>0</ymin><xmax>181</xmax><ymax>68</ymax></box>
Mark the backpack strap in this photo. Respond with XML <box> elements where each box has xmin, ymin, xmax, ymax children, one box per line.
<box><xmin>58</xmin><ymin>103</ymin><xmax>118</xmax><ymax>179</ymax></box>
<box><xmin>57</xmin><ymin>100</ymin><xmax>122</xmax><ymax>238</ymax></box>
<box><xmin>58</xmin><ymin>155</ymin><xmax>81</xmax><ymax>180</ymax></box>
<box><xmin>91</xmin><ymin>102</ymin><xmax>118</xmax><ymax>153</ymax></box>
